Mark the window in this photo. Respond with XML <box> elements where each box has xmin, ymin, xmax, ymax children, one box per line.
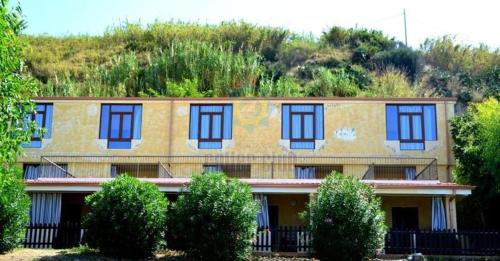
<box><xmin>99</xmin><ymin>104</ymin><xmax>142</xmax><ymax>149</ymax></box>
<box><xmin>282</xmin><ymin>104</ymin><xmax>324</xmax><ymax>149</ymax></box>
<box><xmin>386</xmin><ymin>104</ymin><xmax>437</xmax><ymax>150</ymax></box>
<box><xmin>294</xmin><ymin>165</ymin><xmax>343</xmax><ymax>179</ymax></box>
<box><xmin>189</xmin><ymin>104</ymin><xmax>232</xmax><ymax>149</ymax></box>
<box><xmin>22</xmin><ymin>103</ymin><xmax>53</xmax><ymax>148</ymax></box>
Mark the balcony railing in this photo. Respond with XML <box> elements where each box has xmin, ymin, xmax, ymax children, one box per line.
<box><xmin>30</xmin><ymin>155</ymin><xmax>439</xmax><ymax>181</ymax></box>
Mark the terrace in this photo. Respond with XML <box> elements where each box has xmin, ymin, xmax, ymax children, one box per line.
<box><xmin>23</xmin><ymin>155</ymin><xmax>439</xmax><ymax>181</ymax></box>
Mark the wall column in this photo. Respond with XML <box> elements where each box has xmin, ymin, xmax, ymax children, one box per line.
<box><xmin>445</xmin><ymin>196</ymin><xmax>457</xmax><ymax>230</ymax></box>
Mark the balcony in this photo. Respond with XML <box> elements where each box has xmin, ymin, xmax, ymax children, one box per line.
<box><xmin>24</xmin><ymin>155</ymin><xmax>439</xmax><ymax>181</ymax></box>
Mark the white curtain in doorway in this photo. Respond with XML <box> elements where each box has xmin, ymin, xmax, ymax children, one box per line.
<box><xmin>254</xmin><ymin>194</ymin><xmax>269</xmax><ymax>228</ymax></box>
<box><xmin>24</xmin><ymin>165</ymin><xmax>40</xmax><ymax>179</ymax></box>
<box><xmin>404</xmin><ymin>167</ymin><xmax>417</xmax><ymax>180</ymax></box>
<box><xmin>432</xmin><ymin>196</ymin><xmax>447</xmax><ymax>230</ymax></box>
<box><xmin>30</xmin><ymin>193</ymin><xmax>62</xmax><ymax>225</ymax></box>
<box><xmin>295</xmin><ymin>167</ymin><xmax>315</xmax><ymax>179</ymax></box>
<box><xmin>40</xmin><ymin>164</ymin><xmax>68</xmax><ymax>178</ymax></box>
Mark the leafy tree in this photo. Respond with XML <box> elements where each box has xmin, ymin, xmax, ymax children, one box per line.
<box><xmin>302</xmin><ymin>173</ymin><xmax>386</xmax><ymax>261</ymax></box>
<box><xmin>168</xmin><ymin>172</ymin><xmax>258</xmax><ymax>261</ymax></box>
<box><xmin>0</xmin><ymin>0</ymin><xmax>35</xmax><ymax>253</ymax></box>
<box><xmin>451</xmin><ymin>98</ymin><xmax>500</xmax><ymax>229</ymax></box>
<box><xmin>84</xmin><ymin>175</ymin><xmax>168</xmax><ymax>258</ymax></box>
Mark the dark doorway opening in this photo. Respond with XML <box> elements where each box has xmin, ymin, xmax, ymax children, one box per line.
<box><xmin>392</xmin><ymin>207</ymin><xmax>419</xmax><ymax>230</ymax></box>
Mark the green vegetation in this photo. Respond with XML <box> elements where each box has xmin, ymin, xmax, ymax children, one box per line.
<box><xmin>83</xmin><ymin>175</ymin><xmax>168</xmax><ymax>258</ymax></box>
<box><xmin>168</xmin><ymin>172</ymin><xmax>259</xmax><ymax>261</ymax></box>
<box><xmin>451</xmin><ymin>98</ymin><xmax>500</xmax><ymax>229</ymax></box>
<box><xmin>302</xmin><ymin>173</ymin><xmax>386</xmax><ymax>261</ymax></box>
<box><xmin>22</xmin><ymin>21</ymin><xmax>499</xmax><ymax>105</ymax></box>
<box><xmin>0</xmin><ymin>0</ymin><xmax>35</xmax><ymax>253</ymax></box>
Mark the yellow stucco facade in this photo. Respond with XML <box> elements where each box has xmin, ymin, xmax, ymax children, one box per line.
<box><xmin>20</xmin><ymin>97</ymin><xmax>466</xmax><ymax>230</ymax></box>
<box><xmin>20</xmin><ymin>97</ymin><xmax>456</xmax><ymax>182</ymax></box>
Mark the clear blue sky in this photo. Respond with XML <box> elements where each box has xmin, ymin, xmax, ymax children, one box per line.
<box><xmin>17</xmin><ymin>0</ymin><xmax>500</xmax><ymax>48</ymax></box>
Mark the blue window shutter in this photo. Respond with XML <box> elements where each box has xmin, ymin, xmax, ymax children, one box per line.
<box><xmin>315</xmin><ymin>105</ymin><xmax>323</xmax><ymax>139</ymax></box>
<box><xmin>223</xmin><ymin>105</ymin><xmax>232</xmax><ymax>139</ymax></box>
<box><xmin>44</xmin><ymin>104</ymin><xmax>53</xmax><ymax>138</ymax></box>
<box><xmin>400</xmin><ymin>142</ymin><xmax>424</xmax><ymax>150</ymax></box>
<box><xmin>282</xmin><ymin>105</ymin><xmax>290</xmax><ymax>139</ymax></box>
<box><xmin>100</xmin><ymin>105</ymin><xmax>110</xmax><ymax>139</ymax></box>
<box><xmin>424</xmin><ymin>105</ymin><xmax>437</xmax><ymax>140</ymax></box>
<box><xmin>386</xmin><ymin>105</ymin><xmax>399</xmax><ymax>140</ymax></box>
<box><xmin>133</xmin><ymin>105</ymin><xmax>142</xmax><ymax>139</ymax></box>
<box><xmin>189</xmin><ymin>105</ymin><xmax>199</xmax><ymax>139</ymax></box>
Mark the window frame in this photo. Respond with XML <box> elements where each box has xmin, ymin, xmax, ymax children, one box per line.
<box><xmin>197</xmin><ymin>107</ymin><xmax>224</xmax><ymax>144</ymax></box>
<box><xmin>397</xmin><ymin>109</ymin><xmax>425</xmax><ymax>145</ymax></box>
<box><xmin>99</xmin><ymin>103</ymin><xmax>141</xmax><ymax>149</ymax></box>
<box><xmin>189</xmin><ymin>104</ymin><xmax>232</xmax><ymax>149</ymax></box>
<box><xmin>30</xmin><ymin>103</ymin><xmax>52</xmax><ymax>141</ymax></box>
<box><xmin>282</xmin><ymin>103</ymin><xmax>323</xmax><ymax>149</ymax></box>
<box><xmin>386</xmin><ymin>104</ymin><xmax>438</xmax><ymax>150</ymax></box>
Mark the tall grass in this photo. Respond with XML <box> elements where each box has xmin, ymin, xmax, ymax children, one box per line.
<box><xmin>37</xmin><ymin>41</ymin><xmax>264</xmax><ymax>97</ymax></box>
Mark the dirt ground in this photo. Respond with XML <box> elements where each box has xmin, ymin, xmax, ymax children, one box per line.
<box><xmin>0</xmin><ymin>248</ymin><xmax>317</xmax><ymax>261</ymax></box>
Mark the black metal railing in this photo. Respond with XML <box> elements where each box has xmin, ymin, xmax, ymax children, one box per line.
<box><xmin>385</xmin><ymin>229</ymin><xmax>500</xmax><ymax>256</ymax></box>
<box><xmin>23</xmin><ymin>222</ymin><xmax>86</xmax><ymax>249</ymax></box>
<box><xmin>253</xmin><ymin>226</ymin><xmax>311</xmax><ymax>253</ymax></box>
<box><xmin>28</xmin><ymin>155</ymin><xmax>438</xmax><ymax>181</ymax></box>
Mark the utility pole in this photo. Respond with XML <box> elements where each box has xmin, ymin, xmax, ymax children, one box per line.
<box><xmin>403</xmin><ymin>9</ymin><xmax>408</xmax><ymax>46</ymax></box>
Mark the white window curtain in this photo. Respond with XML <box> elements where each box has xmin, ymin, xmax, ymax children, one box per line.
<box><xmin>432</xmin><ymin>196</ymin><xmax>447</xmax><ymax>230</ymax></box>
<box><xmin>30</xmin><ymin>193</ymin><xmax>62</xmax><ymax>225</ymax></box>
<box><xmin>295</xmin><ymin>167</ymin><xmax>316</xmax><ymax>179</ymax></box>
<box><xmin>24</xmin><ymin>165</ymin><xmax>40</xmax><ymax>180</ymax></box>
<box><xmin>40</xmin><ymin>164</ymin><xmax>68</xmax><ymax>178</ymax></box>
<box><xmin>111</xmin><ymin>165</ymin><xmax>117</xmax><ymax>177</ymax></box>
<box><xmin>254</xmin><ymin>194</ymin><xmax>269</xmax><ymax>228</ymax></box>
<box><xmin>404</xmin><ymin>167</ymin><xmax>417</xmax><ymax>180</ymax></box>
<box><xmin>203</xmin><ymin>165</ymin><xmax>223</xmax><ymax>173</ymax></box>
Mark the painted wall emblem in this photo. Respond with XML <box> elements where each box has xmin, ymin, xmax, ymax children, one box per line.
<box><xmin>335</xmin><ymin>128</ymin><xmax>356</xmax><ymax>141</ymax></box>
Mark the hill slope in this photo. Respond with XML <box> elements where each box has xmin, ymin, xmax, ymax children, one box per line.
<box><xmin>22</xmin><ymin>22</ymin><xmax>500</xmax><ymax>106</ymax></box>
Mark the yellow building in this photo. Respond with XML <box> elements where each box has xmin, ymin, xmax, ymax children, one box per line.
<box><xmin>19</xmin><ymin>97</ymin><xmax>472</xmax><ymax>251</ymax></box>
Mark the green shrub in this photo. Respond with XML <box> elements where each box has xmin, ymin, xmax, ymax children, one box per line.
<box><xmin>302</xmin><ymin>173</ymin><xmax>386</xmax><ymax>261</ymax></box>
<box><xmin>372</xmin><ymin>47</ymin><xmax>422</xmax><ymax>81</ymax></box>
<box><xmin>168</xmin><ymin>172</ymin><xmax>259</xmax><ymax>261</ymax></box>
<box><xmin>0</xmin><ymin>167</ymin><xmax>31</xmax><ymax>253</ymax></box>
<box><xmin>83</xmin><ymin>175</ymin><xmax>168</xmax><ymax>258</ymax></box>
<box><xmin>305</xmin><ymin>67</ymin><xmax>359</xmax><ymax>97</ymax></box>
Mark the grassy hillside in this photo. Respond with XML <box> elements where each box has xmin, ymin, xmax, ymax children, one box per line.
<box><xmin>22</xmin><ymin>21</ymin><xmax>500</xmax><ymax>105</ymax></box>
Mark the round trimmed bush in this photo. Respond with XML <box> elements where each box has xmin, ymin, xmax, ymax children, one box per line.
<box><xmin>168</xmin><ymin>172</ymin><xmax>258</xmax><ymax>261</ymax></box>
<box><xmin>303</xmin><ymin>172</ymin><xmax>386</xmax><ymax>261</ymax></box>
<box><xmin>0</xmin><ymin>167</ymin><xmax>31</xmax><ymax>253</ymax></box>
<box><xmin>83</xmin><ymin>175</ymin><xmax>168</xmax><ymax>258</ymax></box>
